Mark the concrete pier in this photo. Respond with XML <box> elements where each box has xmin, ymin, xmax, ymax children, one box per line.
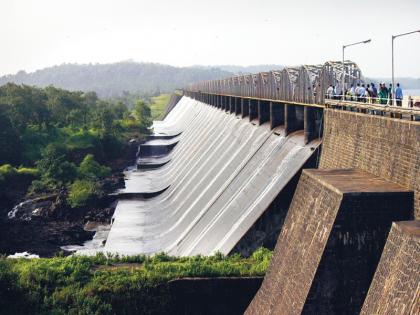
<box><xmin>361</xmin><ymin>220</ymin><xmax>419</xmax><ymax>315</ymax></box>
<box><xmin>246</xmin><ymin>169</ymin><xmax>413</xmax><ymax>315</ymax></box>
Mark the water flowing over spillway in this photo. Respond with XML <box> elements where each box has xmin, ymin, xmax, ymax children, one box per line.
<box><xmin>103</xmin><ymin>97</ymin><xmax>321</xmax><ymax>256</ymax></box>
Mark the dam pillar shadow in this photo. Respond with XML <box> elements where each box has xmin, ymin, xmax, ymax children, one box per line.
<box><xmin>285</xmin><ymin>104</ymin><xmax>304</xmax><ymax>135</ymax></box>
<box><xmin>270</xmin><ymin>101</ymin><xmax>285</xmax><ymax>129</ymax></box>
<box><xmin>241</xmin><ymin>98</ymin><xmax>249</xmax><ymax>118</ymax></box>
<box><xmin>249</xmin><ymin>99</ymin><xmax>258</xmax><ymax>123</ymax></box>
<box><xmin>258</xmin><ymin>100</ymin><xmax>270</xmax><ymax>125</ymax></box>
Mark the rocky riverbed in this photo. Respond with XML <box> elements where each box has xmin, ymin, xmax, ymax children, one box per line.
<box><xmin>0</xmin><ymin>140</ymin><xmax>140</xmax><ymax>257</ymax></box>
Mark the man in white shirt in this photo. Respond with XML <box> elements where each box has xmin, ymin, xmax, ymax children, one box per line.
<box><xmin>326</xmin><ymin>85</ymin><xmax>334</xmax><ymax>99</ymax></box>
<box><xmin>359</xmin><ymin>84</ymin><xmax>366</xmax><ymax>102</ymax></box>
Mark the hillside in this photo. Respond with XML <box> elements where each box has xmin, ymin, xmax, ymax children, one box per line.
<box><xmin>0</xmin><ymin>62</ymin><xmax>232</xmax><ymax>98</ymax></box>
<box><xmin>1</xmin><ymin>61</ymin><xmax>418</xmax><ymax>99</ymax></box>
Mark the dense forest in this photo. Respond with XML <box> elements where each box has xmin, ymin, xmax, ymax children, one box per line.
<box><xmin>0</xmin><ymin>83</ymin><xmax>152</xmax><ymax>211</ymax></box>
<box><xmin>0</xmin><ymin>62</ymin><xmax>232</xmax><ymax>98</ymax></box>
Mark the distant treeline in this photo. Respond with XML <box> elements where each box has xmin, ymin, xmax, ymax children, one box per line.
<box><xmin>0</xmin><ymin>61</ymin><xmax>418</xmax><ymax>99</ymax></box>
<box><xmin>0</xmin><ymin>62</ymin><xmax>232</xmax><ymax>98</ymax></box>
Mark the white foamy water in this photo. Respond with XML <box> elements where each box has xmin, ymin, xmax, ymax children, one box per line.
<box><xmin>61</xmin><ymin>223</ymin><xmax>111</xmax><ymax>255</ymax></box>
<box><xmin>8</xmin><ymin>252</ymin><xmax>39</xmax><ymax>259</ymax></box>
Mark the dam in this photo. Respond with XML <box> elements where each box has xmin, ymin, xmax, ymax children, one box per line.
<box><xmin>100</xmin><ymin>60</ymin><xmax>419</xmax><ymax>314</ymax></box>
<box><xmin>104</xmin><ymin>97</ymin><xmax>320</xmax><ymax>256</ymax></box>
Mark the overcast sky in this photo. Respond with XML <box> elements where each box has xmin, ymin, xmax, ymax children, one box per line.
<box><xmin>1</xmin><ymin>0</ymin><xmax>419</xmax><ymax>77</ymax></box>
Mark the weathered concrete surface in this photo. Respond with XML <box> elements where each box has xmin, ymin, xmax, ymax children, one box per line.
<box><xmin>231</xmin><ymin>149</ymin><xmax>319</xmax><ymax>256</ymax></box>
<box><xmin>103</xmin><ymin>96</ymin><xmax>320</xmax><ymax>256</ymax></box>
<box><xmin>246</xmin><ymin>169</ymin><xmax>413</xmax><ymax>315</ymax></box>
<box><xmin>320</xmin><ymin>108</ymin><xmax>420</xmax><ymax>218</ymax></box>
<box><xmin>361</xmin><ymin>221</ymin><xmax>420</xmax><ymax>315</ymax></box>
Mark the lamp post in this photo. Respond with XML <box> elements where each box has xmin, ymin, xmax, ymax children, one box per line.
<box><xmin>392</xmin><ymin>30</ymin><xmax>420</xmax><ymax>105</ymax></box>
<box><xmin>342</xmin><ymin>39</ymin><xmax>371</xmax><ymax>100</ymax></box>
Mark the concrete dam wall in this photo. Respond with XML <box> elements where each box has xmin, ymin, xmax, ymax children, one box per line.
<box><xmin>103</xmin><ymin>96</ymin><xmax>320</xmax><ymax>256</ymax></box>
<box><xmin>246</xmin><ymin>169</ymin><xmax>413</xmax><ymax>314</ymax></box>
<box><xmin>246</xmin><ymin>109</ymin><xmax>419</xmax><ymax>314</ymax></box>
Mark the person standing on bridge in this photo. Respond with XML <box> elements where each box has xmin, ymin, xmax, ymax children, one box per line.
<box><xmin>366</xmin><ymin>84</ymin><xmax>372</xmax><ymax>103</ymax></box>
<box><xmin>334</xmin><ymin>85</ymin><xmax>342</xmax><ymax>100</ymax></box>
<box><xmin>370</xmin><ymin>83</ymin><xmax>378</xmax><ymax>103</ymax></box>
<box><xmin>348</xmin><ymin>84</ymin><xmax>355</xmax><ymax>101</ymax></box>
<box><xmin>388</xmin><ymin>83</ymin><xmax>393</xmax><ymax>105</ymax></box>
<box><xmin>395</xmin><ymin>83</ymin><xmax>403</xmax><ymax>106</ymax></box>
<box><xmin>359</xmin><ymin>84</ymin><xmax>367</xmax><ymax>103</ymax></box>
<box><xmin>326</xmin><ymin>85</ymin><xmax>334</xmax><ymax>99</ymax></box>
<box><xmin>378</xmin><ymin>83</ymin><xmax>388</xmax><ymax>105</ymax></box>
<box><xmin>355</xmin><ymin>83</ymin><xmax>362</xmax><ymax>102</ymax></box>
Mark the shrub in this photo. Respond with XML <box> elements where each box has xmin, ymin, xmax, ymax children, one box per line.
<box><xmin>0</xmin><ymin>165</ymin><xmax>38</xmax><ymax>191</ymax></box>
<box><xmin>67</xmin><ymin>180</ymin><xmax>97</xmax><ymax>208</ymax></box>
<box><xmin>36</xmin><ymin>144</ymin><xmax>78</xmax><ymax>188</ymax></box>
<box><xmin>78</xmin><ymin>154</ymin><xmax>111</xmax><ymax>180</ymax></box>
<box><xmin>0</xmin><ymin>164</ymin><xmax>17</xmax><ymax>177</ymax></box>
<box><xmin>17</xmin><ymin>167</ymin><xmax>39</xmax><ymax>177</ymax></box>
<box><xmin>0</xmin><ymin>248</ymin><xmax>273</xmax><ymax>314</ymax></box>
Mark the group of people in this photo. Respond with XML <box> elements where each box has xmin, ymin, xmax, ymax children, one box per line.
<box><xmin>326</xmin><ymin>82</ymin><xmax>403</xmax><ymax>106</ymax></box>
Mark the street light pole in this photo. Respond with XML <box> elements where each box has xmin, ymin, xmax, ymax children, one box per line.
<box><xmin>391</xmin><ymin>30</ymin><xmax>420</xmax><ymax>105</ymax></box>
<box><xmin>342</xmin><ymin>39</ymin><xmax>371</xmax><ymax>100</ymax></box>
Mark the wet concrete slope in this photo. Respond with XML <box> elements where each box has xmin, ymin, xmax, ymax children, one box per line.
<box><xmin>104</xmin><ymin>96</ymin><xmax>320</xmax><ymax>256</ymax></box>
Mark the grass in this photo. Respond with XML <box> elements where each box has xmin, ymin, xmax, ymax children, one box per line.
<box><xmin>0</xmin><ymin>248</ymin><xmax>272</xmax><ymax>314</ymax></box>
<box><xmin>149</xmin><ymin>94</ymin><xmax>171</xmax><ymax>120</ymax></box>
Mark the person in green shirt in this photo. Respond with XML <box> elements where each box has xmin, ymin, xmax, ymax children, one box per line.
<box><xmin>378</xmin><ymin>83</ymin><xmax>388</xmax><ymax>105</ymax></box>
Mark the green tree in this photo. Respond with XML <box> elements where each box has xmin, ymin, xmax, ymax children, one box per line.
<box><xmin>134</xmin><ymin>100</ymin><xmax>152</xmax><ymax>133</ymax></box>
<box><xmin>78</xmin><ymin>154</ymin><xmax>111</xmax><ymax>180</ymax></box>
<box><xmin>36</xmin><ymin>144</ymin><xmax>77</xmax><ymax>188</ymax></box>
<box><xmin>0</xmin><ymin>108</ymin><xmax>22</xmax><ymax>165</ymax></box>
<box><xmin>67</xmin><ymin>179</ymin><xmax>97</xmax><ymax>208</ymax></box>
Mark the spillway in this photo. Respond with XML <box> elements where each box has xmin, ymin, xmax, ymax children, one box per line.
<box><xmin>104</xmin><ymin>96</ymin><xmax>321</xmax><ymax>256</ymax></box>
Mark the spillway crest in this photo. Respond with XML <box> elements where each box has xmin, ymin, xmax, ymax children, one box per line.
<box><xmin>104</xmin><ymin>97</ymin><xmax>320</xmax><ymax>256</ymax></box>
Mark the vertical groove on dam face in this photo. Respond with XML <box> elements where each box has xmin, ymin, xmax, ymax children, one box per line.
<box><xmin>102</xmin><ymin>96</ymin><xmax>320</xmax><ymax>256</ymax></box>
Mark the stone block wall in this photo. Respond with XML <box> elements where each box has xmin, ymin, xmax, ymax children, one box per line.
<box><xmin>246</xmin><ymin>170</ymin><xmax>343</xmax><ymax>315</ymax></box>
<box><xmin>361</xmin><ymin>221</ymin><xmax>419</xmax><ymax>315</ymax></box>
<box><xmin>319</xmin><ymin>109</ymin><xmax>420</xmax><ymax>218</ymax></box>
<box><xmin>246</xmin><ymin>169</ymin><xmax>413</xmax><ymax>315</ymax></box>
